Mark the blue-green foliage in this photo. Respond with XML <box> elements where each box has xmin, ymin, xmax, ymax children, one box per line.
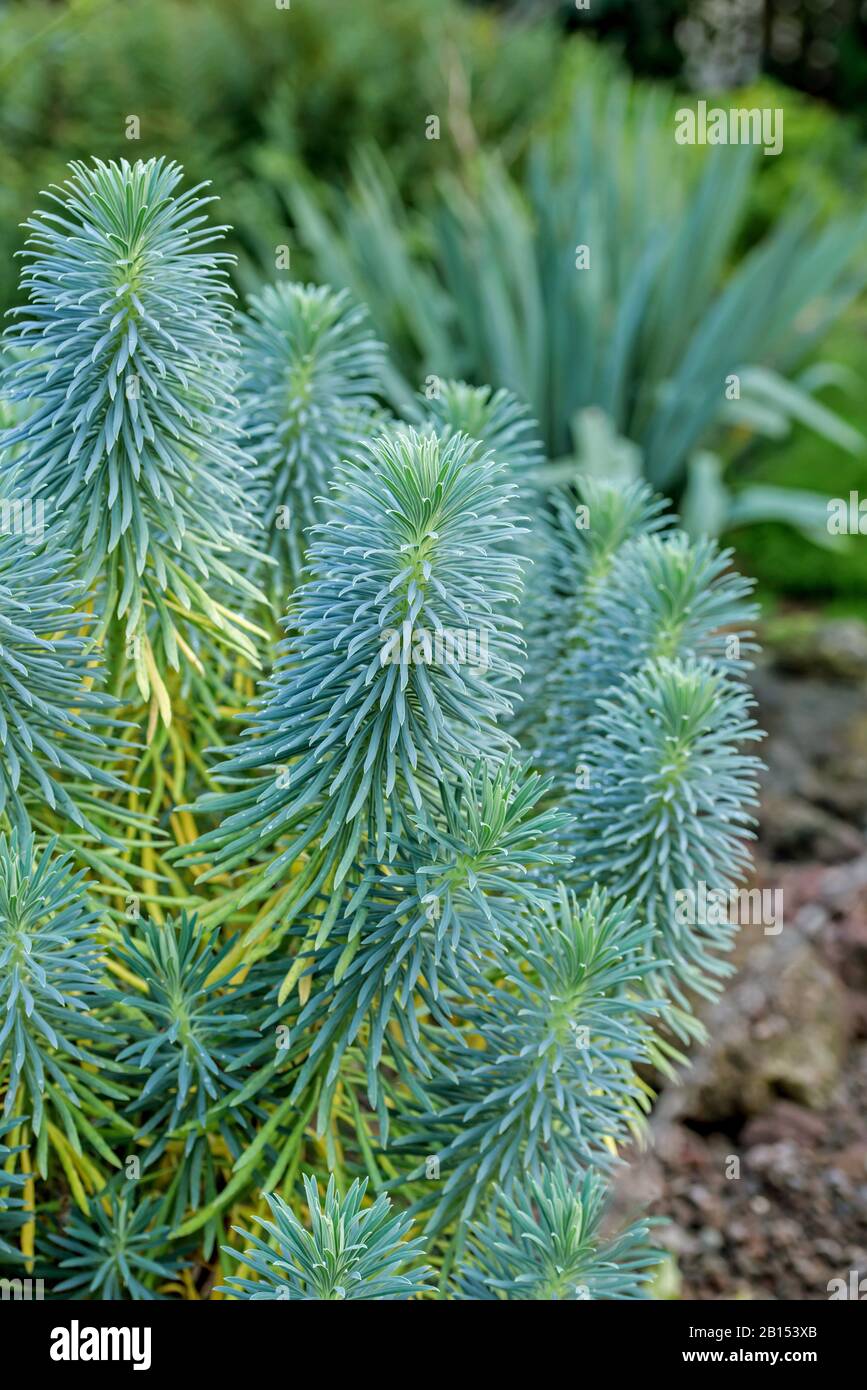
<box><xmin>1</xmin><ymin>158</ymin><xmax>264</xmax><ymax>674</ymax></box>
<box><xmin>516</xmin><ymin>477</ymin><xmax>673</xmax><ymax>748</ymax></box>
<box><xmin>571</xmin><ymin>658</ymin><xmax>763</xmax><ymax>1014</ymax></box>
<box><xmin>187</xmin><ymin>428</ymin><xmax>526</xmax><ymax>917</ymax></box>
<box><xmin>111</xmin><ymin>913</ymin><xmax>280</xmax><ymax>1250</ymax></box>
<box><xmin>457</xmin><ymin>1163</ymin><xmax>659</xmax><ymax>1301</ymax></box>
<box><xmin>286</xmin><ymin>761</ymin><xmax>569</xmax><ymax>1126</ymax></box>
<box><xmin>520</xmin><ymin>472</ymin><xmax>763</xmax><ymax>1025</ymax></box>
<box><xmin>0</xmin><ymin>1117</ymin><xmax>27</xmax><ymax>1262</ymax></box>
<box><xmin>221</xmin><ymin>1174</ymin><xmax>431</xmax><ymax>1300</ymax></box>
<box><xmin>237</xmin><ymin>282</ymin><xmax>386</xmax><ymax>593</ymax></box>
<box><xmin>561</xmin><ymin>530</ymin><xmax>759</xmax><ymax>722</ymax></box>
<box><xmin>47</xmin><ymin>1181</ymin><xmax>186</xmax><ymax>1299</ymax></box>
<box><xmin>0</xmin><ymin>154</ymin><xmax>767</xmax><ymax>1299</ymax></box>
<box><xmin>399</xmin><ymin>886</ymin><xmax>661</xmax><ymax>1234</ymax></box>
<box><xmin>416</xmin><ymin>380</ymin><xmax>544</xmax><ymax>479</ymax></box>
<box><xmin>0</xmin><ymin>533</ymin><xmax>129</xmax><ymax>839</ymax></box>
<box><xmin>0</xmin><ymin>832</ymin><xmax>123</xmax><ymax>1169</ymax></box>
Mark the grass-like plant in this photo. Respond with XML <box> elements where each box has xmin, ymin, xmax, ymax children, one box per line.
<box><xmin>0</xmin><ymin>159</ymin><xmax>765</xmax><ymax>1301</ymax></box>
<box><xmin>292</xmin><ymin>86</ymin><xmax>867</xmax><ymax>536</ymax></box>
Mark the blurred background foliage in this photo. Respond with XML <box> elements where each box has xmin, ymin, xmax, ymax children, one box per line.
<box><xmin>1</xmin><ymin>0</ymin><xmax>865</xmax><ymax>610</ymax></box>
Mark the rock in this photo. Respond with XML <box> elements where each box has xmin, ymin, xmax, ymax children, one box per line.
<box><xmin>834</xmin><ymin>1142</ymin><xmax>867</xmax><ymax>1179</ymax></box>
<box><xmin>835</xmin><ymin>920</ymin><xmax>867</xmax><ymax>992</ymax></box>
<box><xmin>699</xmin><ymin>1226</ymin><xmax>724</xmax><ymax>1252</ymax></box>
<box><xmin>803</xmin><ymin>620</ymin><xmax>867</xmax><ymax>681</ymax></box>
<box><xmin>740</xmin><ymin>1101</ymin><xmax>827</xmax><ymax>1148</ymax></box>
<box><xmin>745</xmin><ymin>1141</ymin><xmax>801</xmax><ymax>1185</ymax></box>
<box><xmin>678</xmin><ymin>936</ymin><xmax>848</xmax><ymax>1123</ymax></box>
<box><xmin>793</xmin><ymin>903</ymin><xmax>830</xmax><ymax>939</ymax></box>
<box><xmin>751</xmin><ymin>661</ymin><xmax>867</xmax><ymax>857</ymax></box>
<box><xmin>819</xmin><ymin>856</ymin><xmax>867</xmax><ymax>913</ymax></box>
<box><xmin>764</xmin><ymin>616</ymin><xmax>867</xmax><ymax>682</ymax></box>
<box><xmin>759</xmin><ymin>791</ymin><xmax>864</xmax><ymax>863</ymax></box>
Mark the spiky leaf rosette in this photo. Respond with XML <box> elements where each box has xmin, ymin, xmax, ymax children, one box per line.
<box><xmin>1</xmin><ymin>157</ymin><xmax>265</xmax><ymax>685</ymax></box>
<box><xmin>419</xmin><ymin>380</ymin><xmax>544</xmax><ymax>478</ymax></box>
<box><xmin>399</xmin><ymin>886</ymin><xmax>660</xmax><ymax>1235</ymax></box>
<box><xmin>220</xmin><ymin>1174</ymin><xmax>431</xmax><ymax>1301</ymax></box>
<box><xmin>515</xmin><ymin>477</ymin><xmax>673</xmax><ymax>748</ymax></box>
<box><xmin>0</xmin><ymin>832</ymin><xmax>124</xmax><ymax>1173</ymax></box>
<box><xmin>237</xmin><ymin>281</ymin><xmax>386</xmax><ymax>592</ymax></box>
<box><xmin>457</xmin><ymin>1163</ymin><xmax>660</xmax><ymax>1300</ymax></box>
<box><xmin>544</xmin><ymin>530</ymin><xmax>758</xmax><ymax>801</ymax></box>
<box><xmin>186</xmin><ymin>428</ymin><xmax>525</xmax><ymax>932</ymax></box>
<box><xmin>571</xmin><ymin>657</ymin><xmax>764</xmax><ymax>1018</ymax></box>
<box><xmin>558</xmin><ymin>530</ymin><xmax>759</xmax><ymax>723</ymax></box>
<box><xmin>0</xmin><ymin>1116</ymin><xmax>27</xmax><ymax>1262</ymax></box>
<box><xmin>111</xmin><ymin>912</ymin><xmax>279</xmax><ymax>1247</ymax></box>
<box><xmin>285</xmin><ymin>762</ymin><xmax>569</xmax><ymax>1125</ymax></box>
<box><xmin>47</xmin><ymin>1180</ymin><xmax>185</xmax><ymax>1299</ymax></box>
<box><xmin>0</xmin><ymin>532</ymin><xmax>131</xmax><ymax>840</ymax></box>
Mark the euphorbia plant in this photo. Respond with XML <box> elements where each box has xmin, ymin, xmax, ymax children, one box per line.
<box><xmin>0</xmin><ymin>158</ymin><xmax>763</xmax><ymax>1300</ymax></box>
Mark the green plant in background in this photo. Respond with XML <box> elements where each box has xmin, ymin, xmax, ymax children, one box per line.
<box><xmin>3</xmin><ymin>0</ymin><xmax>864</xmax><ymax>608</ymax></box>
<box><xmin>292</xmin><ymin>78</ymin><xmax>867</xmax><ymax>540</ymax></box>
<box><xmin>0</xmin><ymin>157</ymin><xmax>764</xmax><ymax>1301</ymax></box>
<box><xmin>0</xmin><ymin>0</ymin><xmax>559</xmax><ymax>309</ymax></box>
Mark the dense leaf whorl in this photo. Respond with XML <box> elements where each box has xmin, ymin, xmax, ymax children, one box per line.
<box><xmin>400</xmin><ymin>885</ymin><xmax>660</xmax><ymax>1233</ymax></box>
<box><xmin>1</xmin><ymin>157</ymin><xmax>263</xmax><ymax>643</ymax></box>
<box><xmin>0</xmin><ymin>532</ymin><xmax>129</xmax><ymax>837</ymax></box>
<box><xmin>188</xmin><ymin>426</ymin><xmax>526</xmax><ymax>905</ymax></box>
<box><xmin>0</xmin><ymin>832</ymin><xmax>116</xmax><ymax>1155</ymax></box>
<box><xmin>571</xmin><ymin>656</ymin><xmax>764</xmax><ymax>1008</ymax></box>
<box><xmin>457</xmin><ymin>1163</ymin><xmax>659</xmax><ymax>1300</ymax></box>
<box><xmin>221</xmin><ymin>1174</ymin><xmax>431</xmax><ymax>1300</ymax></box>
<box><xmin>238</xmin><ymin>281</ymin><xmax>386</xmax><ymax>590</ymax></box>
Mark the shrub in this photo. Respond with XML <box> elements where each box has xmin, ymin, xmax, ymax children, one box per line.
<box><xmin>0</xmin><ymin>157</ymin><xmax>763</xmax><ymax>1300</ymax></box>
